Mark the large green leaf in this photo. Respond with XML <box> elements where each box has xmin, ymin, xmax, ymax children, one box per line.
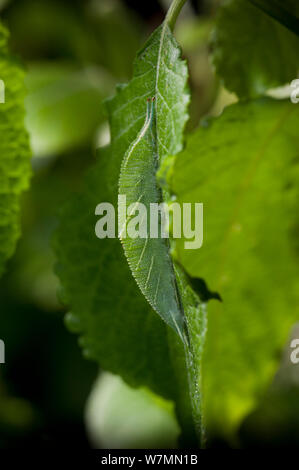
<box><xmin>0</xmin><ymin>22</ymin><xmax>31</xmax><ymax>276</ymax></box>
<box><xmin>119</xmin><ymin>99</ymin><xmax>186</xmax><ymax>340</ymax></box>
<box><xmin>171</xmin><ymin>98</ymin><xmax>299</xmax><ymax>439</ymax></box>
<box><xmin>112</xmin><ymin>21</ymin><xmax>191</xmax><ymax>339</ymax></box>
<box><xmin>106</xmin><ymin>22</ymin><xmax>189</xmax><ymax>189</ymax></box>
<box><xmin>53</xmin><ymin>147</ymin><xmax>176</xmax><ymax>400</ymax></box>
<box><xmin>54</xmin><ymin>20</ymin><xmax>191</xmax><ymax>397</ymax></box>
<box><xmin>25</xmin><ymin>63</ymin><xmax>112</xmax><ymax>157</ymax></box>
<box><xmin>54</xmin><ymin>18</ymin><xmax>206</xmax><ymax>445</ymax></box>
<box><xmin>212</xmin><ymin>0</ymin><xmax>299</xmax><ymax>99</ymax></box>
<box><xmin>113</xmin><ymin>19</ymin><xmax>208</xmax><ymax>443</ymax></box>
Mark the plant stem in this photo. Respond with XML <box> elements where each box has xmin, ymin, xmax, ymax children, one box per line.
<box><xmin>165</xmin><ymin>0</ymin><xmax>188</xmax><ymax>31</ymax></box>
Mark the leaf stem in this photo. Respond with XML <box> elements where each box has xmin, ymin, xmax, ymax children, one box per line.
<box><xmin>165</xmin><ymin>0</ymin><xmax>188</xmax><ymax>31</ymax></box>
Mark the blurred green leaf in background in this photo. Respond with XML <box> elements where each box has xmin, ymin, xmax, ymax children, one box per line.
<box><xmin>171</xmin><ymin>98</ymin><xmax>299</xmax><ymax>441</ymax></box>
